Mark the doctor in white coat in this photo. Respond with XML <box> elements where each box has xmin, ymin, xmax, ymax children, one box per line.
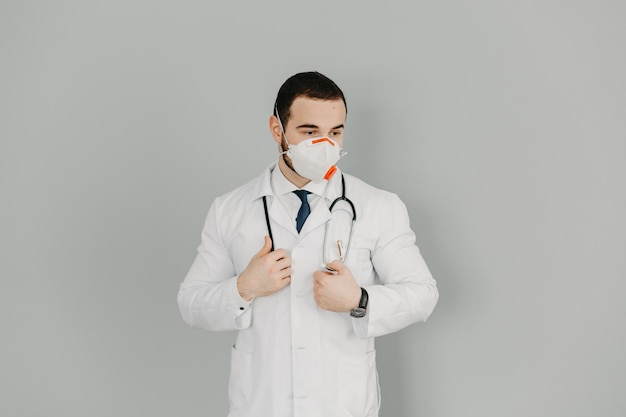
<box><xmin>178</xmin><ymin>71</ymin><xmax>438</xmax><ymax>417</ymax></box>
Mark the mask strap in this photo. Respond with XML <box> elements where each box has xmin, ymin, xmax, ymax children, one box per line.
<box><xmin>275</xmin><ymin>105</ymin><xmax>290</xmax><ymax>143</ymax></box>
<box><xmin>275</xmin><ymin>106</ymin><xmax>291</xmax><ymax>157</ymax></box>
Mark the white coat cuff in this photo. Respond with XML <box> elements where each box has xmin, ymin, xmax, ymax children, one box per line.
<box><xmin>231</xmin><ymin>276</ymin><xmax>253</xmax><ymax>319</ymax></box>
<box><xmin>351</xmin><ymin>285</ymin><xmax>374</xmax><ymax>338</ymax></box>
<box><xmin>351</xmin><ymin>313</ymin><xmax>370</xmax><ymax>339</ymax></box>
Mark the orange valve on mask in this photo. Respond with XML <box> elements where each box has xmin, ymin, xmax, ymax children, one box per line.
<box><xmin>324</xmin><ymin>165</ymin><xmax>337</xmax><ymax>180</ymax></box>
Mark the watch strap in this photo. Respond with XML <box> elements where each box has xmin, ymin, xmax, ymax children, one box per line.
<box><xmin>350</xmin><ymin>288</ymin><xmax>368</xmax><ymax>318</ymax></box>
<box><xmin>358</xmin><ymin>287</ymin><xmax>368</xmax><ymax>309</ymax></box>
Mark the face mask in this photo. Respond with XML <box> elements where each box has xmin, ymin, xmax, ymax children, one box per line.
<box><xmin>282</xmin><ymin>136</ymin><xmax>343</xmax><ymax>182</ymax></box>
<box><xmin>276</xmin><ymin>109</ymin><xmax>345</xmax><ymax>182</ymax></box>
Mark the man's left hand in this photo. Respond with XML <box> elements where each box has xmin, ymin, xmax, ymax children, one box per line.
<box><xmin>313</xmin><ymin>260</ymin><xmax>361</xmax><ymax>312</ymax></box>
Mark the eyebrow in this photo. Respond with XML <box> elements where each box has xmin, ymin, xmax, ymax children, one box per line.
<box><xmin>295</xmin><ymin>123</ymin><xmax>345</xmax><ymax>130</ymax></box>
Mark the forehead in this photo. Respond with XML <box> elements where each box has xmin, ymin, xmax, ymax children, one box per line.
<box><xmin>288</xmin><ymin>97</ymin><xmax>346</xmax><ymax>127</ymax></box>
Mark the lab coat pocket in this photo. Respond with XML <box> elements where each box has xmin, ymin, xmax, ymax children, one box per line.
<box><xmin>338</xmin><ymin>349</ymin><xmax>380</xmax><ymax>417</ymax></box>
<box><xmin>348</xmin><ymin>245</ymin><xmax>375</xmax><ymax>286</ymax></box>
<box><xmin>228</xmin><ymin>345</ymin><xmax>254</xmax><ymax>412</ymax></box>
<box><xmin>344</xmin><ymin>229</ymin><xmax>375</xmax><ymax>284</ymax></box>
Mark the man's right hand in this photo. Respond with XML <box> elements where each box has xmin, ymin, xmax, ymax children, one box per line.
<box><xmin>237</xmin><ymin>236</ymin><xmax>291</xmax><ymax>301</ymax></box>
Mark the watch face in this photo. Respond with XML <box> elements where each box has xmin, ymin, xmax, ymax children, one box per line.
<box><xmin>350</xmin><ymin>307</ymin><xmax>366</xmax><ymax>318</ymax></box>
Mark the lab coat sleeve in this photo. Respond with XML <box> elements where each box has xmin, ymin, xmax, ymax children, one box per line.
<box><xmin>177</xmin><ymin>200</ymin><xmax>253</xmax><ymax>331</ymax></box>
<box><xmin>352</xmin><ymin>193</ymin><xmax>438</xmax><ymax>339</ymax></box>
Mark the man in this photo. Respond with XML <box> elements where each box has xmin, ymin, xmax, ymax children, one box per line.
<box><xmin>178</xmin><ymin>71</ymin><xmax>438</xmax><ymax>417</ymax></box>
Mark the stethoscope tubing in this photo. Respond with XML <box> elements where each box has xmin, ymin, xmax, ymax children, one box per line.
<box><xmin>262</xmin><ymin>196</ymin><xmax>275</xmax><ymax>251</ymax></box>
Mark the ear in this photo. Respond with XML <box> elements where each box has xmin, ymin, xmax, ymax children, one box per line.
<box><xmin>269</xmin><ymin>115</ymin><xmax>283</xmax><ymax>145</ymax></box>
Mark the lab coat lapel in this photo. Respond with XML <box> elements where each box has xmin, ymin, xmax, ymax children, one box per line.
<box><xmin>299</xmin><ymin>200</ymin><xmax>331</xmax><ymax>237</ymax></box>
<box><xmin>298</xmin><ymin>172</ymin><xmax>343</xmax><ymax>237</ymax></box>
<box><xmin>252</xmin><ymin>163</ymin><xmax>297</xmax><ymax>238</ymax></box>
<box><xmin>268</xmin><ymin>196</ymin><xmax>299</xmax><ymax>237</ymax></box>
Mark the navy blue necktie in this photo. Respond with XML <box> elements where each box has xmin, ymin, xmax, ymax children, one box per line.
<box><xmin>293</xmin><ymin>190</ymin><xmax>311</xmax><ymax>233</ymax></box>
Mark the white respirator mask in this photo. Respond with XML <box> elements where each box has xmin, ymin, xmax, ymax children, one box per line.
<box><xmin>276</xmin><ymin>109</ymin><xmax>345</xmax><ymax>182</ymax></box>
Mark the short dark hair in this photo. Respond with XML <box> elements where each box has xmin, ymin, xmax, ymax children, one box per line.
<box><xmin>274</xmin><ymin>71</ymin><xmax>347</xmax><ymax>127</ymax></box>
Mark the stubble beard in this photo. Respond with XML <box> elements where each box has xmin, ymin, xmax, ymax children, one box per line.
<box><xmin>279</xmin><ymin>134</ymin><xmax>311</xmax><ymax>187</ymax></box>
<box><xmin>280</xmin><ymin>136</ymin><xmax>296</xmax><ymax>172</ymax></box>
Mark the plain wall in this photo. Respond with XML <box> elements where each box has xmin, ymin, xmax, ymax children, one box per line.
<box><xmin>1</xmin><ymin>1</ymin><xmax>625</xmax><ymax>416</ymax></box>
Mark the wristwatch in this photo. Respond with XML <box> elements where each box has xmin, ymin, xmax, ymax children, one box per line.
<box><xmin>350</xmin><ymin>287</ymin><xmax>369</xmax><ymax>318</ymax></box>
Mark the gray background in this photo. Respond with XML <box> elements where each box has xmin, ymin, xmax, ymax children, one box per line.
<box><xmin>1</xmin><ymin>1</ymin><xmax>625</xmax><ymax>416</ymax></box>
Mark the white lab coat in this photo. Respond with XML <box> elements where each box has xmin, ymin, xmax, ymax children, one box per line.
<box><xmin>178</xmin><ymin>163</ymin><xmax>438</xmax><ymax>417</ymax></box>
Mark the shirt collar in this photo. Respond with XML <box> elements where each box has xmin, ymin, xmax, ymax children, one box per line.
<box><xmin>271</xmin><ymin>163</ymin><xmax>331</xmax><ymax>197</ymax></box>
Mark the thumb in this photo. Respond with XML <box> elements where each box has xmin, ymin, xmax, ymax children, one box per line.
<box><xmin>254</xmin><ymin>236</ymin><xmax>273</xmax><ymax>258</ymax></box>
<box><xmin>326</xmin><ymin>259</ymin><xmax>346</xmax><ymax>273</ymax></box>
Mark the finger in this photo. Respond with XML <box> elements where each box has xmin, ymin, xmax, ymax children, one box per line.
<box><xmin>313</xmin><ymin>278</ymin><xmax>326</xmax><ymax>295</ymax></box>
<box><xmin>254</xmin><ymin>236</ymin><xmax>273</xmax><ymax>258</ymax></box>
<box><xmin>278</xmin><ymin>275</ymin><xmax>291</xmax><ymax>288</ymax></box>
<box><xmin>313</xmin><ymin>271</ymin><xmax>331</xmax><ymax>284</ymax></box>
<box><xmin>274</xmin><ymin>257</ymin><xmax>292</xmax><ymax>271</ymax></box>
<box><xmin>326</xmin><ymin>259</ymin><xmax>346</xmax><ymax>273</ymax></box>
<box><xmin>274</xmin><ymin>266</ymin><xmax>291</xmax><ymax>280</ymax></box>
<box><xmin>267</xmin><ymin>248</ymin><xmax>287</xmax><ymax>262</ymax></box>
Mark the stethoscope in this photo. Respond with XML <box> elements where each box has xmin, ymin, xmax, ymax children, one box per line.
<box><xmin>262</xmin><ymin>173</ymin><xmax>357</xmax><ymax>267</ymax></box>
